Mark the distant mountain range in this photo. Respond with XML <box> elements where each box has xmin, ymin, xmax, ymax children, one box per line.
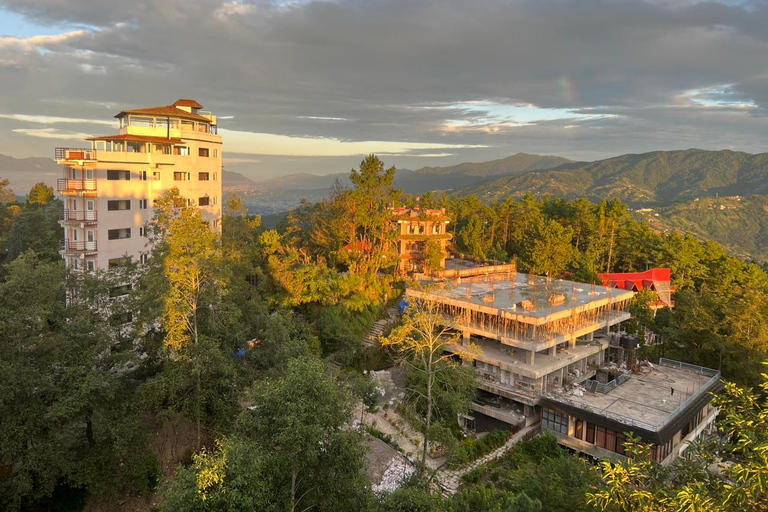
<box><xmin>0</xmin><ymin>154</ymin><xmax>60</xmax><ymax>193</ymax></box>
<box><xmin>454</xmin><ymin>149</ymin><xmax>768</xmax><ymax>206</ymax></box>
<box><xmin>3</xmin><ymin>149</ymin><xmax>766</xmax><ymax>259</ymax></box>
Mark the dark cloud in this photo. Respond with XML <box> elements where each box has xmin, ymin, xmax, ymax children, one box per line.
<box><xmin>1</xmin><ymin>0</ymin><xmax>768</xmax><ymax>176</ymax></box>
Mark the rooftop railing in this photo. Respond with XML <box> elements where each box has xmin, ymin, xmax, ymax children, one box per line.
<box><xmin>55</xmin><ymin>148</ymin><xmax>96</xmax><ymax>161</ymax></box>
<box><xmin>544</xmin><ymin>359</ymin><xmax>721</xmax><ymax>432</ymax></box>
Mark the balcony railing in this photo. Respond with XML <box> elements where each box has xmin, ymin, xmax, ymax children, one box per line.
<box><xmin>55</xmin><ymin>147</ymin><xmax>96</xmax><ymax>162</ymax></box>
<box><xmin>63</xmin><ymin>240</ymin><xmax>98</xmax><ymax>254</ymax></box>
<box><xmin>57</xmin><ymin>179</ymin><xmax>97</xmax><ymax>194</ymax></box>
<box><xmin>62</xmin><ymin>210</ymin><xmax>98</xmax><ymax>223</ymax></box>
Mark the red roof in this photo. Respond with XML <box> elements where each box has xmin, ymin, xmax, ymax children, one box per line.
<box><xmin>115</xmin><ymin>105</ymin><xmax>211</xmax><ymax>123</ymax></box>
<box><xmin>173</xmin><ymin>99</ymin><xmax>203</xmax><ymax>108</ymax></box>
<box><xmin>598</xmin><ymin>268</ymin><xmax>670</xmax><ymax>289</ymax></box>
<box><xmin>85</xmin><ymin>134</ymin><xmax>182</xmax><ymax>144</ymax></box>
<box><xmin>598</xmin><ymin>268</ymin><xmax>673</xmax><ymax>306</ymax></box>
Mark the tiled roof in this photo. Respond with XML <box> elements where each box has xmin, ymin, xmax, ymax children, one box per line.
<box><xmin>173</xmin><ymin>99</ymin><xmax>203</xmax><ymax>108</ymax></box>
<box><xmin>115</xmin><ymin>105</ymin><xmax>212</xmax><ymax>123</ymax></box>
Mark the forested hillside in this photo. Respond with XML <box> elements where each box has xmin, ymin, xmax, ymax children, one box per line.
<box><xmin>457</xmin><ymin>149</ymin><xmax>768</xmax><ymax>205</ymax></box>
<box><xmin>2</xmin><ymin>159</ymin><xmax>768</xmax><ymax>511</ymax></box>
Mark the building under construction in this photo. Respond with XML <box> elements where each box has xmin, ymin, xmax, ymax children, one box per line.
<box><xmin>407</xmin><ymin>263</ymin><xmax>720</xmax><ymax>465</ymax></box>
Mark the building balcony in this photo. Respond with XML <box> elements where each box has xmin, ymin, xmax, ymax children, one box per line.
<box><xmin>57</xmin><ymin>179</ymin><xmax>97</xmax><ymax>196</ymax></box>
<box><xmin>62</xmin><ymin>240</ymin><xmax>98</xmax><ymax>255</ymax></box>
<box><xmin>61</xmin><ymin>210</ymin><xmax>97</xmax><ymax>224</ymax></box>
<box><xmin>55</xmin><ymin>147</ymin><xmax>97</xmax><ymax>163</ymax></box>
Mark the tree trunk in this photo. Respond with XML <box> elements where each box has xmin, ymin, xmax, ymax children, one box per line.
<box><xmin>290</xmin><ymin>465</ymin><xmax>298</xmax><ymax>512</ymax></box>
<box><xmin>422</xmin><ymin>369</ymin><xmax>433</xmax><ymax>472</ymax></box>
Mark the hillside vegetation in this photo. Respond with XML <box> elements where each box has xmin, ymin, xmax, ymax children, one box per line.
<box><xmin>414</xmin><ymin>152</ymin><xmax>571</xmax><ymax>177</ymax></box>
<box><xmin>457</xmin><ymin>149</ymin><xmax>768</xmax><ymax>206</ymax></box>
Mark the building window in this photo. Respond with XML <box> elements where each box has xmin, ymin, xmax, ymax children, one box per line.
<box><xmin>199</xmin><ymin>196</ymin><xmax>210</xmax><ymax>206</ymax></box>
<box><xmin>213</xmin><ymin>196</ymin><xmax>217</xmax><ymax>205</ymax></box>
<box><xmin>199</xmin><ymin>147</ymin><xmax>210</xmax><ymax>157</ymax></box>
<box><xmin>199</xmin><ymin>172</ymin><xmax>210</xmax><ymax>181</ymax></box>
<box><xmin>108</xmin><ymin>228</ymin><xmax>131</xmax><ymax>240</ymax></box>
<box><xmin>433</xmin><ymin>224</ymin><xmax>442</xmax><ymax>234</ymax></box>
<box><xmin>213</xmin><ymin>149</ymin><xmax>218</xmax><ymax>158</ymax></box>
<box><xmin>140</xmin><ymin>170</ymin><xmax>147</xmax><ymax>181</ymax></box>
<box><xmin>174</xmin><ymin>172</ymin><xmax>191</xmax><ymax>181</ymax></box>
<box><xmin>586</xmin><ymin>422</ymin><xmax>596</xmax><ymax>444</ymax></box>
<box><xmin>173</xmin><ymin>146</ymin><xmax>190</xmax><ymax>156</ymax></box>
<box><xmin>139</xmin><ymin>227</ymin><xmax>146</xmax><ymax>237</ymax></box>
<box><xmin>213</xmin><ymin>172</ymin><xmax>217</xmax><ymax>181</ymax></box>
<box><xmin>596</xmin><ymin>426</ymin><xmax>607</xmax><ymax>448</ymax></box>
<box><xmin>140</xmin><ymin>254</ymin><xmax>149</xmax><ymax>264</ymax></box>
<box><xmin>542</xmin><ymin>409</ymin><xmax>568</xmax><ymax>434</ymax></box>
<box><xmin>153</xmin><ymin>171</ymin><xmax>161</xmax><ymax>180</ymax></box>
<box><xmin>107</xmin><ymin>170</ymin><xmax>131</xmax><ymax>180</ymax></box>
<box><xmin>138</xmin><ymin>199</ymin><xmax>148</xmax><ymax>210</ymax></box>
<box><xmin>107</xmin><ymin>200</ymin><xmax>131</xmax><ymax>211</ymax></box>
<box><xmin>154</xmin><ymin>144</ymin><xmax>172</xmax><ymax>155</ymax></box>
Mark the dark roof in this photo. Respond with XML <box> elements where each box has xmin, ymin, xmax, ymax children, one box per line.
<box><xmin>540</xmin><ymin>376</ymin><xmax>724</xmax><ymax>445</ymax></box>
<box><xmin>173</xmin><ymin>99</ymin><xmax>203</xmax><ymax>108</ymax></box>
<box><xmin>115</xmin><ymin>105</ymin><xmax>212</xmax><ymax>123</ymax></box>
<box><xmin>85</xmin><ymin>134</ymin><xmax>182</xmax><ymax>144</ymax></box>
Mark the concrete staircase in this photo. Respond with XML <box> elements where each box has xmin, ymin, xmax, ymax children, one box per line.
<box><xmin>364</xmin><ymin>301</ymin><xmax>402</xmax><ymax>346</ymax></box>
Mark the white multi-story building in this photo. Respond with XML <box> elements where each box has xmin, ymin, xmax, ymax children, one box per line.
<box><xmin>56</xmin><ymin>99</ymin><xmax>222</xmax><ymax>271</ymax></box>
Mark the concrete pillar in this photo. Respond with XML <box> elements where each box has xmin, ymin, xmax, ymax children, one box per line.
<box><xmin>526</xmin><ymin>350</ymin><xmax>535</xmax><ymax>364</ymax></box>
<box><xmin>588</xmin><ymin>332</ymin><xmax>594</xmax><ymax>341</ymax></box>
<box><xmin>462</xmin><ymin>330</ymin><xmax>470</xmax><ymax>344</ymax></box>
<box><xmin>548</xmin><ymin>345</ymin><xmax>557</xmax><ymax>356</ymax></box>
<box><xmin>569</xmin><ymin>335</ymin><xmax>577</xmax><ymax>348</ymax></box>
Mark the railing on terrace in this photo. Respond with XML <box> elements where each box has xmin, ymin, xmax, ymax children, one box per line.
<box><xmin>57</xmin><ymin>179</ymin><xmax>97</xmax><ymax>193</ymax></box>
<box><xmin>55</xmin><ymin>148</ymin><xmax>96</xmax><ymax>161</ymax></box>
<box><xmin>433</xmin><ymin>263</ymin><xmax>517</xmax><ymax>280</ymax></box>
<box><xmin>544</xmin><ymin>360</ymin><xmax>721</xmax><ymax>432</ymax></box>
<box><xmin>475</xmin><ymin>369</ymin><xmax>539</xmax><ymax>398</ymax></box>
<box><xmin>63</xmin><ymin>240</ymin><xmax>98</xmax><ymax>253</ymax></box>
<box><xmin>62</xmin><ymin>210</ymin><xmax>97</xmax><ymax>222</ymax></box>
<box><xmin>582</xmin><ymin>370</ymin><xmax>632</xmax><ymax>394</ymax></box>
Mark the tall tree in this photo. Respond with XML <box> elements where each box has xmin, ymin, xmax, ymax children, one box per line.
<box><xmin>382</xmin><ymin>293</ymin><xmax>480</xmax><ymax>471</ymax></box>
<box><xmin>26</xmin><ymin>182</ymin><xmax>55</xmax><ymax>207</ymax></box>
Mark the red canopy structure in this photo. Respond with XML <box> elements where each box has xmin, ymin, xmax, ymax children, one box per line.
<box><xmin>598</xmin><ymin>268</ymin><xmax>673</xmax><ymax>308</ymax></box>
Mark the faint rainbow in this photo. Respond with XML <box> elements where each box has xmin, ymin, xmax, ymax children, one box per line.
<box><xmin>560</xmin><ymin>76</ymin><xmax>574</xmax><ymax>103</ymax></box>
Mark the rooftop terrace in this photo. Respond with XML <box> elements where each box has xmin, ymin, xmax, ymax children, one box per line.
<box><xmin>411</xmin><ymin>271</ymin><xmax>634</xmax><ymax>323</ymax></box>
<box><xmin>542</xmin><ymin>359</ymin><xmax>721</xmax><ymax>441</ymax></box>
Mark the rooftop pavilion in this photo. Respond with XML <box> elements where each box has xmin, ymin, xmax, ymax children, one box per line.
<box><xmin>541</xmin><ymin>359</ymin><xmax>722</xmax><ymax>443</ymax></box>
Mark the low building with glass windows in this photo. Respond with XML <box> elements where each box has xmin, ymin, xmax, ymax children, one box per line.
<box><xmin>55</xmin><ymin>99</ymin><xmax>222</xmax><ymax>271</ymax></box>
<box><xmin>540</xmin><ymin>359</ymin><xmax>721</xmax><ymax>465</ymax></box>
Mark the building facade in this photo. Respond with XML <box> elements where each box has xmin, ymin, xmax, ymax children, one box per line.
<box><xmin>56</xmin><ymin>99</ymin><xmax>222</xmax><ymax>271</ymax></box>
<box><xmin>406</xmin><ymin>265</ymin><xmax>719</xmax><ymax>465</ymax></box>
<box><xmin>391</xmin><ymin>207</ymin><xmax>452</xmax><ymax>273</ymax></box>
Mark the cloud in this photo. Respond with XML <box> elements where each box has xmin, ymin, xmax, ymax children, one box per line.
<box><xmin>0</xmin><ymin>113</ymin><xmax>115</xmax><ymax>126</ymax></box>
<box><xmin>12</xmin><ymin>127</ymin><xmax>95</xmax><ymax>139</ymax></box>
<box><xmin>0</xmin><ymin>0</ymin><xmax>767</xmax><ymax>173</ymax></box>
<box><xmin>218</xmin><ymin>128</ymin><xmax>487</xmax><ymax>157</ymax></box>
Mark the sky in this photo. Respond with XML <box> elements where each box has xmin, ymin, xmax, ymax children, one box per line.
<box><xmin>1</xmin><ymin>0</ymin><xmax>767</xmax><ymax>180</ymax></box>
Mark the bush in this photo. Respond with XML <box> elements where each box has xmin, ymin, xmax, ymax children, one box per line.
<box><xmin>448</xmin><ymin>429</ymin><xmax>510</xmax><ymax>468</ymax></box>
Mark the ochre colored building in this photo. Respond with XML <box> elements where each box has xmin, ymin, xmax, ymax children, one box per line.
<box><xmin>391</xmin><ymin>207</ymin><xmax>452</xmax><ymax>273</ymax></box>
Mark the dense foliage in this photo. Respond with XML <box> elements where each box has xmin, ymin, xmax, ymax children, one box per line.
<box><xmin>2</xmin><ymin>154</ymin><xmax>768</xmax><ymax>511</ymax></box>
